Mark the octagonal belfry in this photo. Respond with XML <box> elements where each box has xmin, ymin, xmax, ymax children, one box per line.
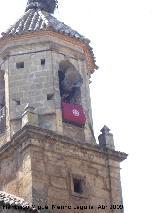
<box><xmin>0</xmin><ymin>1</ymin><xmax>127</xmax><ymax>213</ymax></box>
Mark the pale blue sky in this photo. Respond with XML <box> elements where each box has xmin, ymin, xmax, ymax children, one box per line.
<box><xmin>0</xmin><ymin>0</ymin><xmax>160</xmax><ymax>212</ymax></box>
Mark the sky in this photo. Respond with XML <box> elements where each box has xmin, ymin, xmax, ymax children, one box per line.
<box><xmin>0</xmin><ymin>0</ymin><xmax>160</xmax><ymax>212</ymax></box>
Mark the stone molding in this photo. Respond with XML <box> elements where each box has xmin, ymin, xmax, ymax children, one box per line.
<box><xmin>0</xmin><ymin>30</ymin><xmax>97</xmax><ymax>75</ymax></box>
<box><xmin>0</xmin><ymin>125</ymin><xmax>128</xmax><ymax>162</ymax></box>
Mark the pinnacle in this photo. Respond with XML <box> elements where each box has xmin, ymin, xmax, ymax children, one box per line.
<box><xmin>25</xmin><ymin>0</ymin><xmax>58</xmax><ymax>14</ymax></box>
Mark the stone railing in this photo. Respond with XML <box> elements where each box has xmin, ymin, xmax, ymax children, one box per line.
<box><xmin>0</xmin><ymin>106</ymin><xmax>6</xmax><ymax>134</ymax></box>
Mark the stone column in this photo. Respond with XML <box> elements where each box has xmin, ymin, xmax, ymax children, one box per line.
<box><xmin>51</xmin><ymin>50</ymin><xmax>64</xmax><ymax>134</ymax></box>
<box><xmin>4</xmin><ymin>58</ymin><xmax>11</xmax><ymax>142</ymax></box>
<box><xmin>78</xmin><ymin>60</ymin><xmax>96</xmax><ymax>144</ymax></box>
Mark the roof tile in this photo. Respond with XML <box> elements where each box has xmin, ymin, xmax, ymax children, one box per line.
<box><xmin>1</xmin><ymin>8</ymin><xmax>98</xmax><ymax>73</ymax></box>
<box><xmin>1</xmin><ymin>9</ymin><xmax>88</xmax><ymax>43</ymax></box>
<box><xmin>0</xmin><ymin>191</ymin><xmax>37</xmax><ymax>212</ymax></box>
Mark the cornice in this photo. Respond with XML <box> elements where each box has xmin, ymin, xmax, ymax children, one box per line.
<box><xmin>0</xmin><ymin>30</ymin><xmax>98</xmax><ymax>75</ymax></box>
<box><xmin>0</xmin><ymin>125</ymin><xmax>127</xmax><ymax>162</ymax></box>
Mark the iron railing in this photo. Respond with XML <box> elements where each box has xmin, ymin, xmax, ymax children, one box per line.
<box><xmin>0</xmin><ymin>106</ymin><xmax>6</xmax><ymax>134</ymax></box>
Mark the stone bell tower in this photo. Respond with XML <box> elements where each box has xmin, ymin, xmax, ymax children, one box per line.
<box><xmin>0</xmin><ymin>1</ymin><xmax>127</xmax><ymax>212</ymax></box>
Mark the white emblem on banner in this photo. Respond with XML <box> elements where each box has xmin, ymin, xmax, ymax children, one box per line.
<box><xmin>72</xmin><ymin>109</ymin><xmax>80</xmax><ymax>117</ymax></box>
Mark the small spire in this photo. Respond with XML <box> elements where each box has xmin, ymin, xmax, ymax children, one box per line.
<box><xmin>100</xmin><ymin>125</ymin><xmax>110</xmax><ymax>134</ymax></box>
<box><xmin>25</xmin><ymin>0</ymin><xmax>58</xmax><ymax>13</ymax></box>
<box><xmin>98</xmin><ymin>125</ymin><xmax>115</xmax><ymax>150</ymax></box>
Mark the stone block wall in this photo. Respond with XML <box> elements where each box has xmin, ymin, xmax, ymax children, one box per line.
<box><xmin>0</xmin><ymin>70</ymin><xmax>5</xmax><ymax>135</ymax></box>
<box><xmin>0</xmin><ymin>70</ymin><xmax>5</xmax><ymax>108</ymax></box>
<box><xmin>31</xmin><ymin>138</ymin><xmax>123</xmax><ymax>213</ymax></box>
<box><xmin>0</xmin><ymin>126</ymin><xmax>124</xmax><ymax>213</ymax></box>
<box><xmin>0</xmin><ymin>33</ymin><xmax>95</xmax><ymax>144</ymax></box>
<box><xmin>0</xmin><ymin>138</ymin><xmax>32</xmax><ymax>203</ymax></box>
<box><xmin>30</xmin><ymin>127</ymin><xmax>124</xmax><ymax>213</ymax></box>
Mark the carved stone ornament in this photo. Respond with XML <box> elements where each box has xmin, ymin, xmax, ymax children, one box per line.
<box><xmin>25</xmin><ymin>0</ymin><xmax>58</xmax><ymax>13</ymax></box>
<box><xmin>98</xmin><ymin>125</ymin><xmax>115</xmax><ymax>150</ymax></box>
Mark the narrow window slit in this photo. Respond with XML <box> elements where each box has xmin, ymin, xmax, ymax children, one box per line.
<box><xmin>13</xmin><ymin>99</ymin><xmax>20</xmax><ymax>105</ymax></box>
<box><xmin>73</xmin><ymin>178</ymin><xmax>83</xmax><ymax>194</ymax></box>
<box><xmin>16</xmin><ymin>62</ymin><xmax>24</xmax><ymax>69</ymax></box>
<box><xmin>41</xmin><ymin>59</ymin><xmax>45</xmax><ymax>65</ymax></box>
<box><xmin>47</xmin><ymin>94</ymin><xmax>54</xmax><ymax>101</ymax></box>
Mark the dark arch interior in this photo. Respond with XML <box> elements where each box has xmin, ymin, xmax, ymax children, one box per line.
<box><xmin>58</xmin><ymin>61</ymin><xmax>82</xmax><ymax>105</ymax></box>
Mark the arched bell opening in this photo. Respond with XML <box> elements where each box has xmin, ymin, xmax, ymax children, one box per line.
<box><xmin>58</xmin><ymin>60</ymin><xmax>86</xmax><ymax>126</ymax></box>
<box><xmin>58</xmin><ymin>60</ymin><xmax>83</xmax><ymax>105</ymax></box>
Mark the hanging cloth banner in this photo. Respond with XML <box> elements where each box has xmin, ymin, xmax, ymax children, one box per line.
<box><xmin>61</xmin><ymin>102</ymin><xmax>86</xmax><ymax>126</ymax></box>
